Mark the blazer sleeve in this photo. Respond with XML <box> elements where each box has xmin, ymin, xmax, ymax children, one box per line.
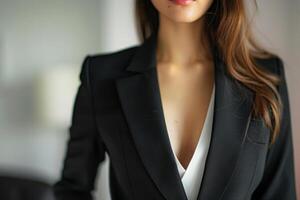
<box><xmin>251</xmin><ymin>57</ymin><xmax>297</xmax><ymax>200</ymax></box>
<box><xmin>53</xmin><ymin>56</ymin><xmax>107</xmax><ymax>200</ymax></box>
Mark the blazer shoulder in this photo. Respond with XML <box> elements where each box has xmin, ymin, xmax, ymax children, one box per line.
<box><xmin>254</xmin><ymin>54</ymin><xmax>288</xmax><ymax>99</ymax></box>
<box><xmin>90</xmin><ymin>44</ymin><xmax>139</xmax><ymax>61</ymax></box>
<box><xmin>254</xmin><ymin>54</ymin><xmax>284</xmax><ymax>76</ymax></box>
<box><xmin>86</xmin><ymin>45</ymin><xmax>139</xmax><ymax>78</ymax></box>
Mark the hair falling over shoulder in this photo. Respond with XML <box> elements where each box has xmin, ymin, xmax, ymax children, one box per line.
<box><xmin>135</xmin><ymin>0</ymin><xmax>283</xmax><ymax>145</ymax></box>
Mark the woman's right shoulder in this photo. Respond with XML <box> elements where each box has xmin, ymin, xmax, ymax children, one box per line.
<box><xmin>82</xmin><ymin>44</ymin><xmax>140</xmax><ymax>79</ymax></box>
<box><xmin>88</xmin><ymin>45</ymin><xmax>139</xmax><ymax>68</ymax></box>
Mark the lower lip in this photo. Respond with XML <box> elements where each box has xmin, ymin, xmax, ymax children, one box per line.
<box><xmin>169</xmin><ymin>0</ymin><xmax>195</xmax><ymax>6</ymax></box>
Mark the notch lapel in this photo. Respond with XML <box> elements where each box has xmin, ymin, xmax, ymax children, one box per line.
<box><xmin>196</xmin><ymin>49</ymin><xmax>254</xmax><ymax>199</ymax></box>
<box><xmin>115</xmin><ymin>33</ymin><xmax>254</xmax><ymax>200</ymax></box>
<box><xmin>115</xmin><ymin>33</ymin><xmax>188</xmax><ymax>200</ymax></box>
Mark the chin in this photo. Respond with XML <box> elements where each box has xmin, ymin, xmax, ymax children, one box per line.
<box><xmin>151</xmin><ymin>0</ymin><xmax>212</xmax><ymax>23</ymax></box>
<box><xmin>164</xmin><ymin>12</ymin><xmax>203</xmax><ymax>23</ymax></box>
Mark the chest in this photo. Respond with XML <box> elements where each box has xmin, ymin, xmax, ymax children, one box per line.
<box><xmin>156</xmin><ymin>64</ymin><xmax>214</xmax><ymax>169</ymax></box>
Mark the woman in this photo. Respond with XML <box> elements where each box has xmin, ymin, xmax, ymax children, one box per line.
<box><xmin>53</xmin><ymin>0</ymin><xmax>297</xmax><ymax>199</ymax></box>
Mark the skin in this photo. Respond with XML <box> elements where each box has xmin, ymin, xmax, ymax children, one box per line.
<box><xmin>151</xmin><ymin>0</ymin><xmax>214</xmax><ymax>170</ymax></box>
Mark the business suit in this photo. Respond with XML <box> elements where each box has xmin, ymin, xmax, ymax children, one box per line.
<box><xmin>53</xmin><ymin>32</ymin><xmax>297</xmax><ymax>200</ymax></box>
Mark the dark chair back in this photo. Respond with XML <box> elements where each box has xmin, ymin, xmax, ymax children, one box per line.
<box><xmin>0</xmin><ymin>175</ymin><xmax>54</xmax><ymax>200</ymax></box>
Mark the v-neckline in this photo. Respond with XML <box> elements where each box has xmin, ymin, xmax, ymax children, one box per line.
<box><xmin>115</xmin><ymin>32</ymin><xmax>255</xmax><ymax>200</ymax></box>
<box><xmin>170</xmin><ymin>83</ymin><xmax>215</xmax><ymax>177</ymax></box>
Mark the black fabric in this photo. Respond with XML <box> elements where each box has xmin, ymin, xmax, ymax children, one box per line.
<box><xmin>0</xmin><ymin>175</ymin><xmax>54</xmax><ymax>200</ymax></box>
<box><xmin>53</xmin><ymin>33</ymin><xmax>297</xmax><ymax>200</ymax></box>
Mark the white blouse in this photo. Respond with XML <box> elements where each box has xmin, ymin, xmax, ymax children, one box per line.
<box><xmin>170</xmin><ymin>84</ymin><xmax>215</xmax><ymax>200</ymax></box>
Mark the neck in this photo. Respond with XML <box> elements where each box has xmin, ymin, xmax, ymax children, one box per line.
<box><xmin>156</xmin><ymin>14</ymin><xmax>212</xmax><ymax>66</ymax></box>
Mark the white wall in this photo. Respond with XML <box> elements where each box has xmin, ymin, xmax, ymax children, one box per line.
<box><xmin>98</xmin><ymin>0</ymin><xmax>138</xmax><ymax>52</ymax></box>
<box><xmin>0</xmin><ymin>1</ymin><xmax>137</xmax><ymax>200</ymax></box>
<box><xmin>0</xmin><ymin>0</ymin><xmax>104</xmax><ymax>84</ymax></box>
<box><xmin>0</xmin><ymin>0</ymin><xmax>106</xmax><ymax>198</ymax></box>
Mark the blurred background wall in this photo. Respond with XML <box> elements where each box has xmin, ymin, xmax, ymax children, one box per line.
<box><xmin>0</xmin><ymin>0</ymin><xmax>298</xmax><ymax>199</ymax></box>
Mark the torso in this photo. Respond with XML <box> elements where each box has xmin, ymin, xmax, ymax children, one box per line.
<box><xmin>156</xmin><ymin>60</ymin><xmax>214</xmax><ymax>170</ymax></box>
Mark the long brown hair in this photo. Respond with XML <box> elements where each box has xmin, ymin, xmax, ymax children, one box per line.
<box><xmin>135</xmin><ymin>0</ymin><xmax>283</xmax><ymax>145</ymax></box>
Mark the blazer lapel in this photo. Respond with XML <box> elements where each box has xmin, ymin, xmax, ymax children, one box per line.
<box><xmin>115</xmin><ymin>33</ymin><xmax>254</xmax><ymax>200</ymax></box>
<box><xmin>115</xmin><ymin>33</ymin><xmax>188</xmax><ymax>200</ymax></box>
<box><xmin>196</xmin><ymin>48</ymin><xmax>254</xmax><ymax>199</ymax></box>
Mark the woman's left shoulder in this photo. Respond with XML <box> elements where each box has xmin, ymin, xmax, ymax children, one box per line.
<box><xmin>254</xmin><ymin>55</ymin><xmax>285</xmax><ymax>77</ymax></box>
<box><xmin>254</xmin><ymin>55</ymin><xmax>290</xmax><ymax>109</ymax></box>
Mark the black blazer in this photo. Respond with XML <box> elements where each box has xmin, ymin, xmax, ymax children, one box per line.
<box><xmin>53</xmin><ymin>33</ymin><xmax>297</xmax><ymax>200</ymax></box>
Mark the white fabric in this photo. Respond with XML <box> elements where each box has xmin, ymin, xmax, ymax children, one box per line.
<box><xmin>171</xmin><ymin>84</ymin><xmax>215</xmax><ymax>200</ymax></box>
